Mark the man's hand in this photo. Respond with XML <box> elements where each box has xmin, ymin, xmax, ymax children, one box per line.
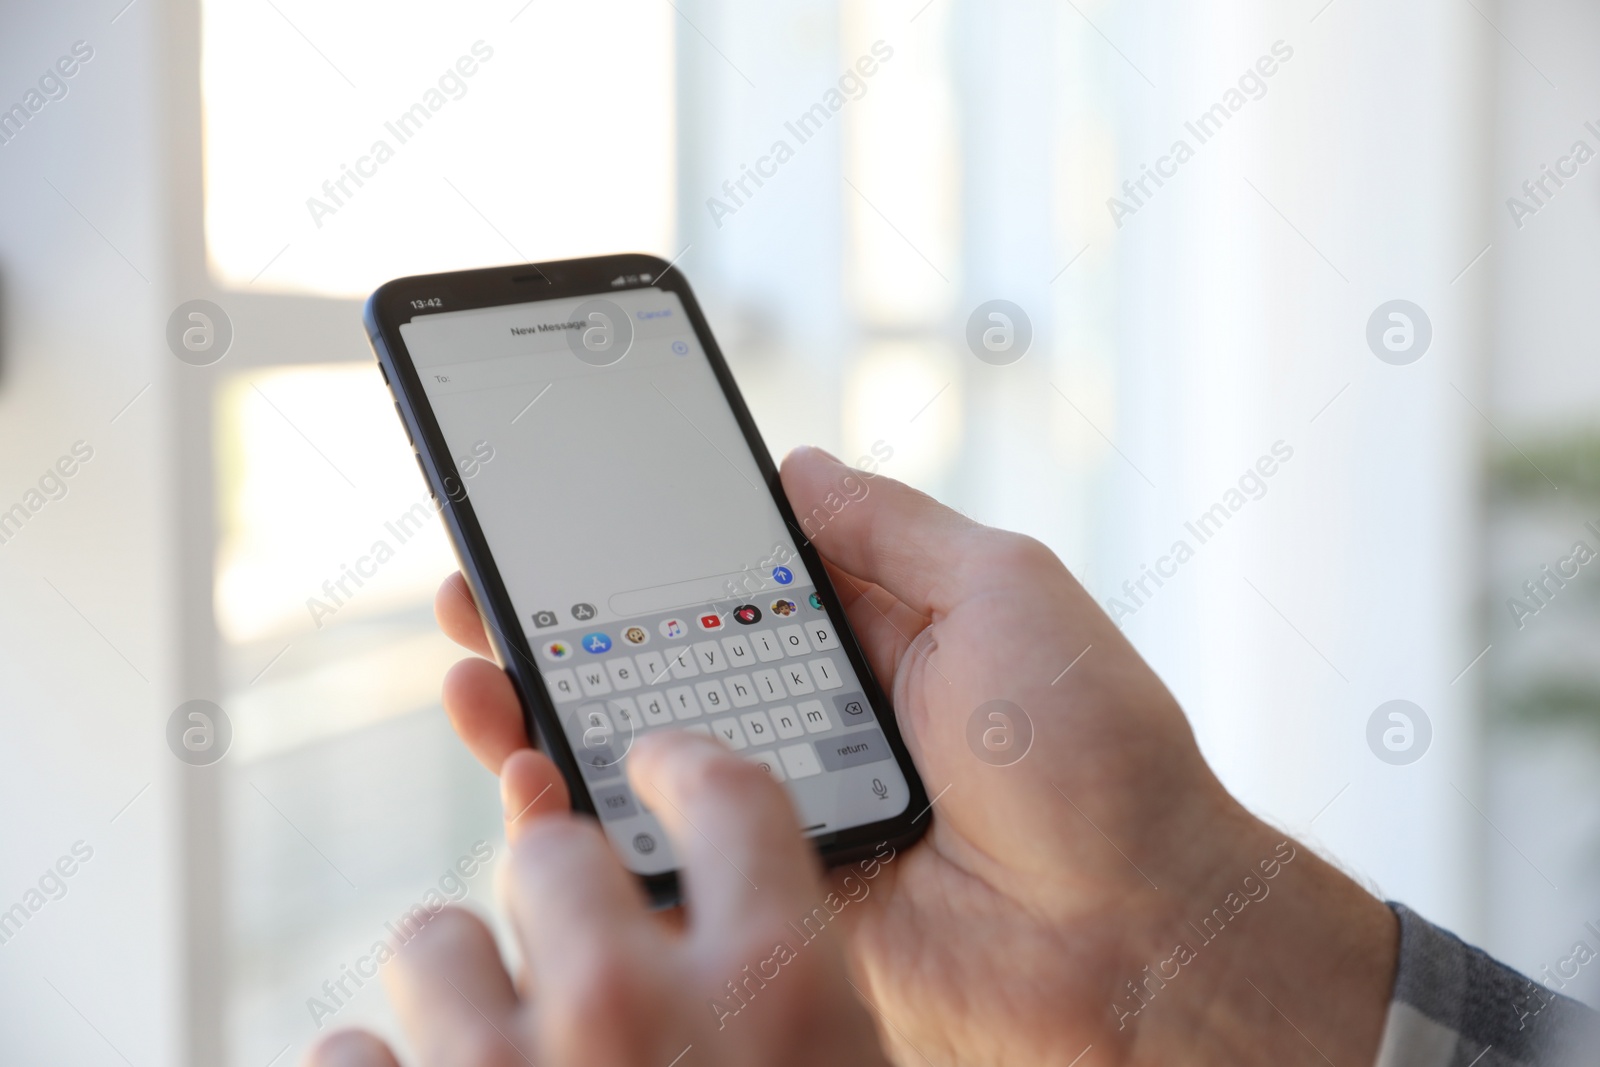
<box><xmin>383</xmin><ymin>446</ymin><xmax>1398</xmax><ymax>1066</ymax></box>
<box><xmin>305</xmin><ymin>730</ymin><xmax>892</xmax><ymax>1067</ymax></box>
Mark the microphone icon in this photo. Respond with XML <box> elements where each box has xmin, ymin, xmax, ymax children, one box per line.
<box><xmin>871</xmin><ymin>778</ymin><xmax>888</xmax><ymax>799</ymax></box>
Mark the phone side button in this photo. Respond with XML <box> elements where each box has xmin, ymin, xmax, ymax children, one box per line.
<box><xmin>413</xmin><ymin>451</ymin><xmax>433</xmax><ymax>497</ymax></box>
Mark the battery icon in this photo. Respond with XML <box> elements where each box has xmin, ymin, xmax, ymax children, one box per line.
<box><xmin>639</xmin><ymin>272</ymin><xmax>652</xmax><ymax>282</ymax></box>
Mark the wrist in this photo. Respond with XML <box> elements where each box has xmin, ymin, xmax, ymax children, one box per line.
<box><xmin>1120</xmin><ymin>798</ymin><xmax>1398</xmax><ymax>1067</ymax></box>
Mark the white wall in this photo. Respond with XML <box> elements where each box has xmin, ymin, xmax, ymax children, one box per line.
<box><xmin>1095</xmin><ymin>0</ymin><xmax>1489</xmax><ymax>938</ymax></box>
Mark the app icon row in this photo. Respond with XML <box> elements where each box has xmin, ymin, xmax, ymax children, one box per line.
<box><xmin>532</xmin><ymin>602</ymin><xmax>598</xmax><ymax>629</ymax></box>
<box><xmin>532</xmin><ymin>569</ymin><xmax>803</xmax><ymax>632</ymax></box>
<box><xmin>541</xmin><ymin>593</ymin><xmax>826</xmax><ymax>660</ymax></box>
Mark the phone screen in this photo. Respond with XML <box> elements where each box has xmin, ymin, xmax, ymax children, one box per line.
<box><xmin>398</xmin><ymin>288</ymin><xmax>912</xmax><ymax>874</ymax></box>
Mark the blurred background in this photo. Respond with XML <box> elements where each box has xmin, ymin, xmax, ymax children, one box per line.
<box><xmin>2</xmin><ymin>0</ymin><xmax>1598</xmax><ymax>1062</ymax></box>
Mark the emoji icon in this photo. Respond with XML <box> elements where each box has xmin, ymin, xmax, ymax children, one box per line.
<box><xmin>732</xmin><ymin>604</ymin><xmax>762</xmax><ymax>625</ymax></box>
<box><xmin>582</xmin><ymin>632</ymin><xmax>612</xmax><ymax>654</ymax></box>
<box><xmin>660</xmin><ymin>618</ymin><xmax>687</xmax><ymax>639</ymax></box>
<box><xmin>622</xmin><ymin>625</ymin><xmax>649</xmax><ymax>646</ymax></box>
<box><xmin>543</xmin><ymin>640</ymin><xmax>573</xmax><ymax>661</ymax></box>
<box><xmin>770</xmin><ymin>598</ymin><xmax>797</xmax><ymax>617</ymax></box>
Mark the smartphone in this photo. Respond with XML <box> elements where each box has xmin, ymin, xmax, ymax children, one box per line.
<box><xmin>364</xmin><ymin>254</ymin><xmax>929</xmax><ymax>906</ymax></box>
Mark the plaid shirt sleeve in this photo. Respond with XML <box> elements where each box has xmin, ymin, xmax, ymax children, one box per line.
<box><xmin>1374</xmin><ymin>904</ymin><xmax>1600</xmax><ymax>1067</ymax></box>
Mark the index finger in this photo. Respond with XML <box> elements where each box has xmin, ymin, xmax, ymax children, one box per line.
<box><xmin>628</xmin><ymin>731</ymin><xmax>823</xmax><ymax>942</ymax></box>
<box><xmin>435</xmin><ymin>572</ymin><xmax>493</xmax><ymax>658</ymax></box>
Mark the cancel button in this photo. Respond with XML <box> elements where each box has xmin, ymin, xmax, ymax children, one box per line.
<box><xmin>816</xmin><ymin>730</ymin><xmax>891</xmax><ymax>771</ymax></box>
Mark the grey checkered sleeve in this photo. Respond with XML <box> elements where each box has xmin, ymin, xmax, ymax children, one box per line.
<box><xmin>1374</xmin><ymin>904</ymin><xmax>1599</xmax><ymax>1067</ymax></box>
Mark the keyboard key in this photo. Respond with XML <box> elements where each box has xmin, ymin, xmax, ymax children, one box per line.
<box><xmin>725</xmin><ymin>674</ymin><xmax>760</xmax><ymax>707</ymax></box>
<box><xmin>577</xmin><ymin>744</ymin><xmax>622</xmax><ymax>781</ymax></box>
<box><xmin>770</xmin><ymin>705</ymin><xmax>804</xmax><ymax>739</ymax></box>
<box><xmin>777</xmin><ymin>624</ymin><xmax>811</xmax><ymax>657</ymax></box>
<box><xmin>693</xmin><ymin>640</ymin><xmax>727</xmax><ymax>673</ymax></box>
<box><xmin>834</xmin><ymin>693</ymin><xmax>871</xmax><ymax>723</ymax></box>
<box><xmin>740</xmin><ymin>710</ymin><xmax>775</xmax><ymax>746</ymax></box>
<box><xmin>606</xmin><ymin>696</ymin><xmax>640</xmax><ymax>733</ymax></box>
<box><xmin>606</xmin><ymin>658</ymin><xmax>642</xmax><ymax>691</ymax></box>
<box><xmin>592</xmin><ymin>784</ymin><xmax>638</xmax><ymax>821</ymax></box>
<box><xmin>781</xmin><ymin>663</ymin><xmax>815</xmax><ymax>696</ymax></box>
<box><xmin>805</xmin><ymin>621</ymin><xmax>838</xmax><ymax>652</ymax></box>
<box><xmin>753</xmin><ymin>669</ymin><xmax>785</xmax><ymax>701</ymax></box>
<box><xmin>809</xmin><ymin>656</ymin><xmax>844</xmax><ymax>690</ymax></box>
<box><xmin>577</xmin><ymin>704</ymin><xmax>613</xmax><ymax>741</ymax></box>
<box><xmin>798</xmin><ymin>699</ymin><xmax>831</xmax><ymax>734</ymax></box>
<box><xmin>751</xmin><ymin>630</ymin><xmax>784</xmax><ymax>662</ymax></box>
<box><xmin>666</xmin><ymin>645</ymin><xmax>699</xmax><ymax>679</ymax></box>
<box><xmin>666</xmin><ymin>685</ymin><xmax>702</xmax><ymax>719</ymax></box>
<box><xmin>577</xmin><ymin>663</ymin><xmax>612</xmax><ymax>697</ymax></box>
<box><xmin>816</xmin><ymin>729</ymin><xmax>892</xmax><ymax>771</ymax></box>
<box><xmin>545</xmin><ymin>668</ymin><xmax>582</xmax><ymax>703</ymax></box>
<box><xmin>637</xmin><ymin>691</ymin><xmax>674</xmax><ymax>727</ymax></box>
<box><xmin>636</xmin><ymin>651</ymin><xmax>671</xmax><ymax>687</ymax></box>
<box><xmin>778</xmin><ymin>742</ymin><xmax>822</xmax><ymax>778</ymax></box>
<box><xmin>710</xmin><ymin>716</ymin><xmax>748</xmax><ymax>750</ymax></box>
<box><xmin>746</xmin><ymin>749</ymin><xmax>785</xmax><ymax>781</ymax></box>
<box><xmin>722</xmin><ymin>634</ymin><xmax>754</xmax><ymax>668</ymax></box>
<box><xmin>695</xmin><ymin>679</ymin><xmax>730</xmax><ymax>714</ymax></box>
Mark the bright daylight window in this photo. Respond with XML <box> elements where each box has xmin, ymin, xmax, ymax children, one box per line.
<box><xmin>200</xmin><ymin>2</ymin><xmax>676</xmax><ymax>1060</ymax></box>
<box><xmin>202</xmin><ymin>0</ymin><xmax>675</xmax><ymax>296</ymax></box>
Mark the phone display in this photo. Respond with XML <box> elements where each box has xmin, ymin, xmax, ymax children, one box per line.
<box><xmin>365</xmin><ymin>256</ymin><xmax>928</xmax><ymax>902</ymax></box>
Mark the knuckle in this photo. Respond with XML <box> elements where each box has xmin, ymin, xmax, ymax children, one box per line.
<box><xmin>301</xmin><ymin>1030</ymin><xmax>394</xmax><ymax>1067</ymax></box>
<box><xmin>989</xmin><ymin>530</ymin><xmax>1058</xmax><ymax>572</ymax></box>
<box><xmin>409</xmin><ymin>903</ymin><xmax>484</xmax><ymax>947</ymax></box>
<box><xmin>545</xmin><ymin>951</ymin><xmax>654</xmax><ymax>1060</ymax></box>
<box><xmin>514</xmin><ymin>812</ymin><xmax>597</xmax><ymax>863</ymax></box>
<box><xmin>455</xmin><ymin>1027</ymin><xmax>532</xmax><ymax>1067</ymax></box>
<box><xmin>391</xmin><ymin>905</ymin><xmax>497</xmax><ymax>977</ymax></box>
<box><xmin>678</xmin><ymin>745</ymin><xmax>775</xmax><ymax>804</ymax></box>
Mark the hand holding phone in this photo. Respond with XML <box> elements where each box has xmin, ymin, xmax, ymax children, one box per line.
<box><xmin>425</xmin><ymin>446</ymin><xmax>1402</xmax><ymax>1067</ymax></box>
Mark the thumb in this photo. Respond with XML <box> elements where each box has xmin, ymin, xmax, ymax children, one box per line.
<box><xmin>780</xmin><ymin>445</ymin><xmax>983</xmax><ymax>616</ymax></box>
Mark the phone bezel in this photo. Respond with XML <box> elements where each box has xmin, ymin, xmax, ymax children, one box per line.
<box><xmin>364</xmin><ymin>253</ymin><xmax>930</xmax><ymax>907</ymax></box>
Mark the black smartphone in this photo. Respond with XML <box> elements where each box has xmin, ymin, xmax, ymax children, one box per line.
<box><xmin>364</xmin><ymin>254</ymin><xmax>929</xmax><ymax>906</ymax></box>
